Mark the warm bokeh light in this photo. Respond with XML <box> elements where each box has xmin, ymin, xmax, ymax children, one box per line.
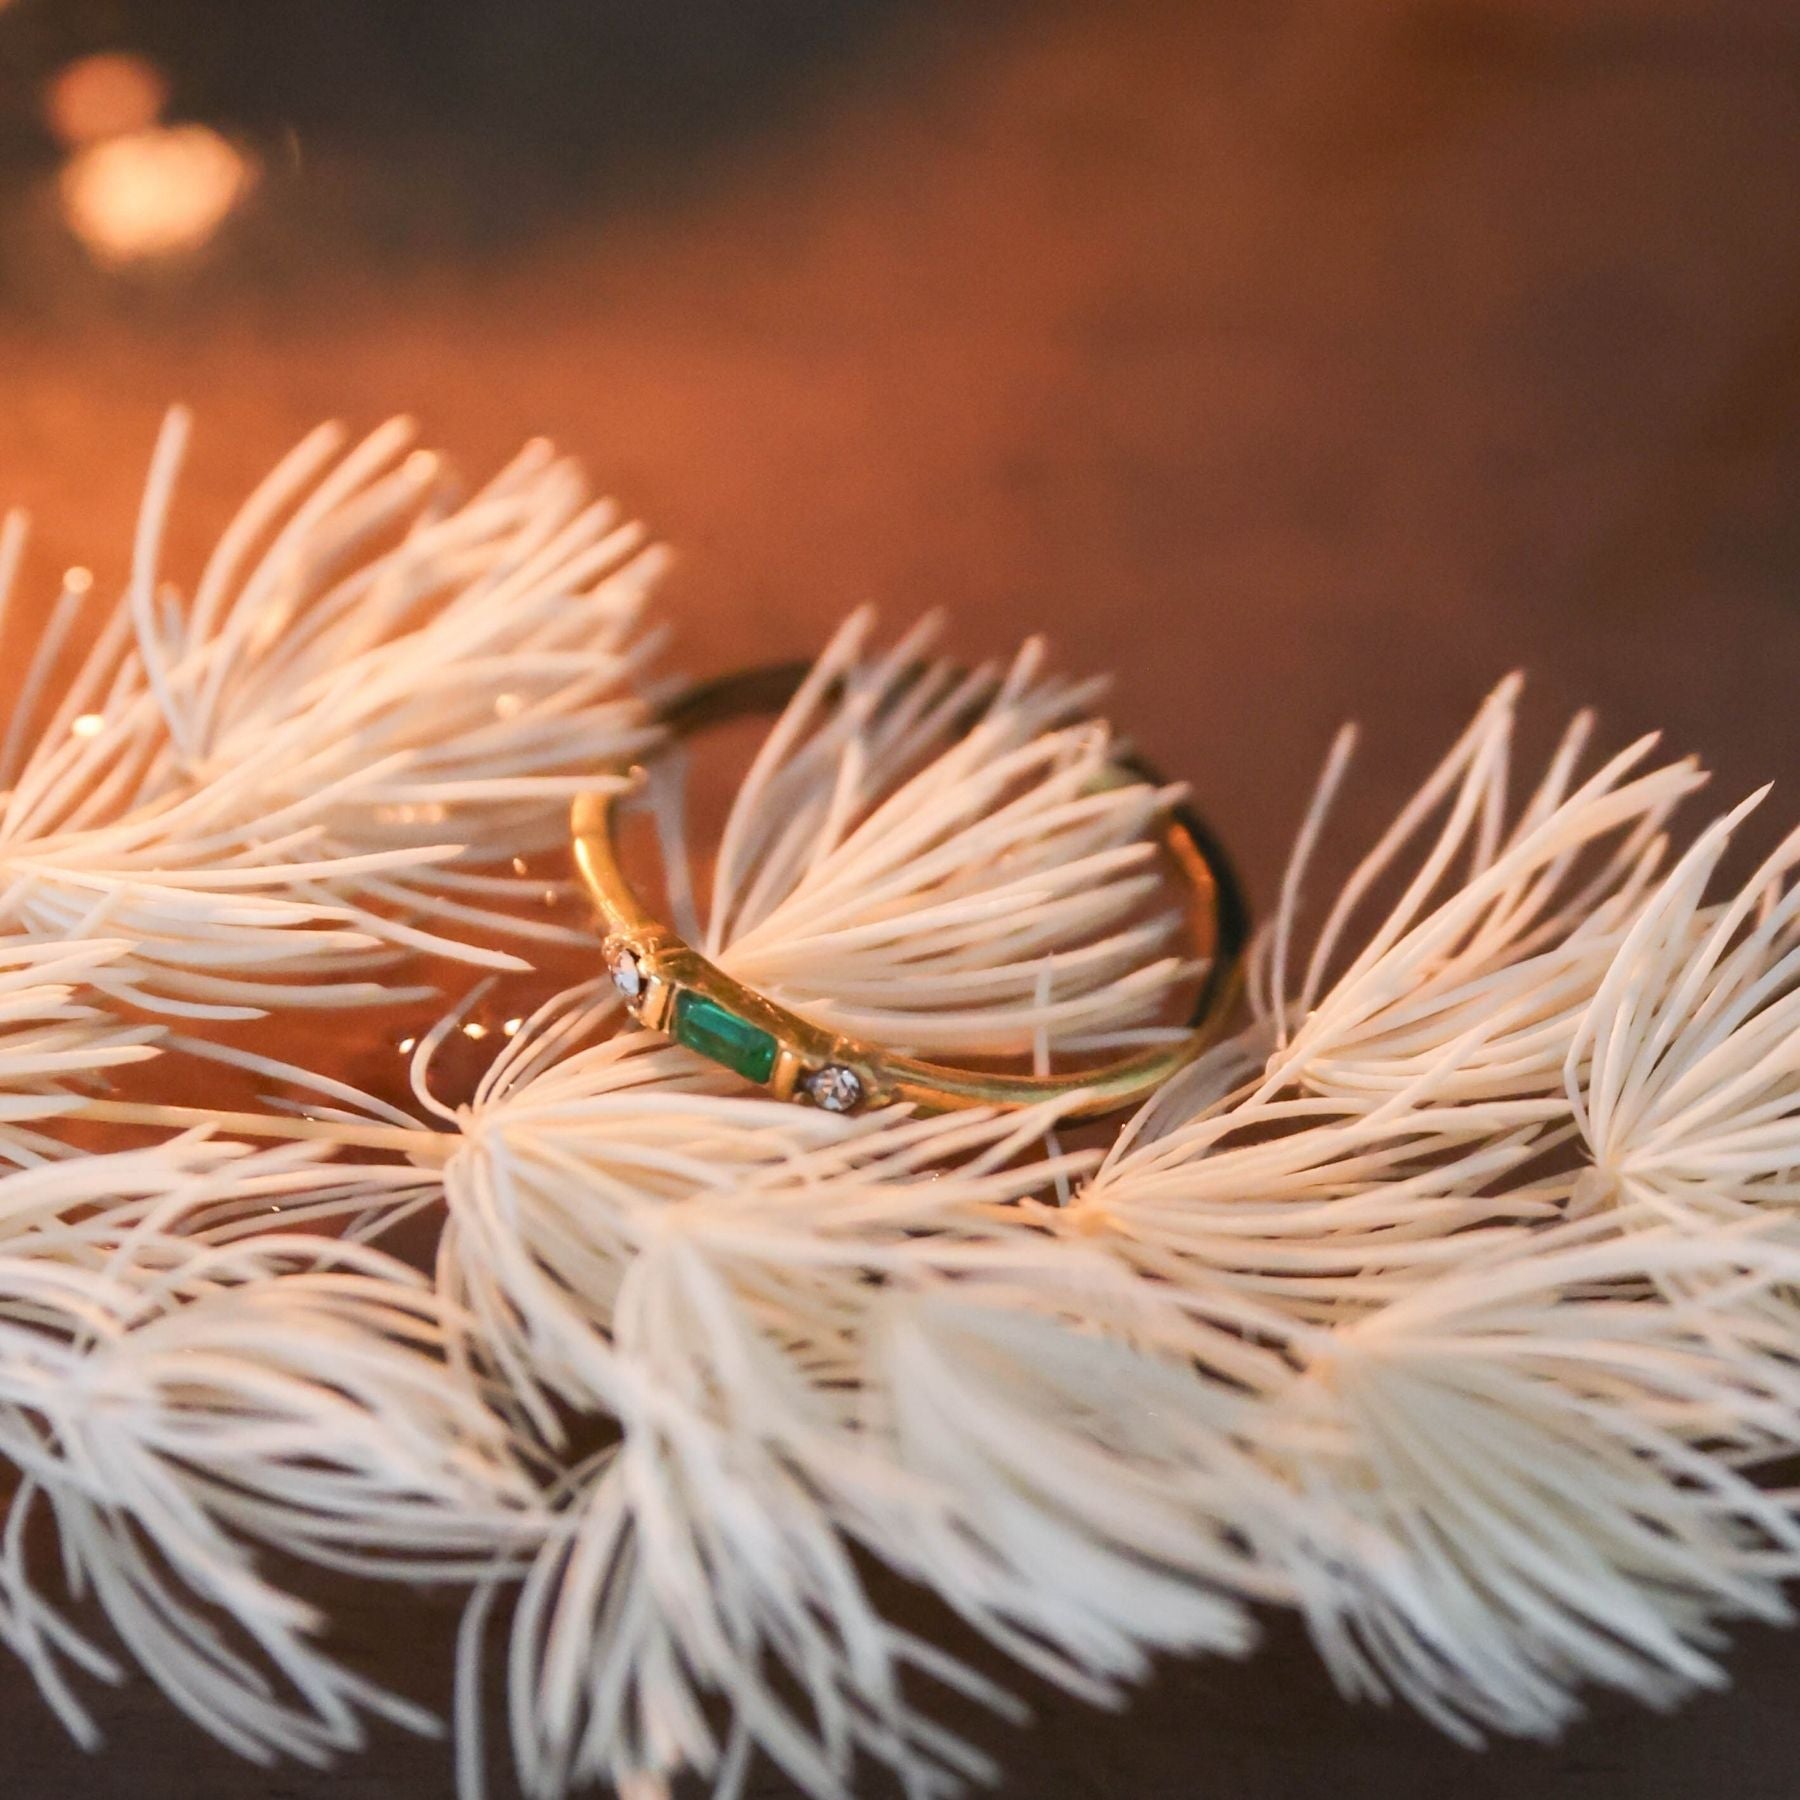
<box><xmin>44</xmin><ymin>52</ymin><xmax>169</xmax><ymax>148</ymax></box>
<box><xmin>58</xmin><ymin>124</ymin><xmax>257</xmax><ymax>265</ymax></box>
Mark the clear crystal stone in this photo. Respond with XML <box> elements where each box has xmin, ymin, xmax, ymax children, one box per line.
<box><xmin>607</xmin><ymin>943</ymin><xmax>644</xmax><ymax>1002</ymax></box>
<box><xmin>804</xmin><ymin>1064</ymin><xmax>864</xmax><ymax>1113</ymax></box>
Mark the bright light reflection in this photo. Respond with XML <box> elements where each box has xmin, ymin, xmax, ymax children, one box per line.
<box><xmin>45</xmin><ymin>52</ymin><xmax>169</xmax><ymax>147</ymax></box>
<box><xmin>59</xmin><ymin>124</ymin><xmax>257</xmax><ymax>267</ymax></box>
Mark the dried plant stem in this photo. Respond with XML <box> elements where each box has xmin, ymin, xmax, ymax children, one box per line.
<box><xmin>65</xmin><ymin>1097</ymin><xmax>440</xmax><ymax>1159</ymax></box>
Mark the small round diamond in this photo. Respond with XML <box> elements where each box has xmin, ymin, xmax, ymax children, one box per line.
<box><xmin>606</xmin><ymin>943</ymin><xmax>644</xmax><ymax>1003</ymax></box>
<box><xmin>804</xmin><ymin>1064</ymin><xmax>864</xmax><ymax>1114</ymax></box>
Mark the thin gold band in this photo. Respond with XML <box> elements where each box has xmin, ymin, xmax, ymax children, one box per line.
<box><xmin>571</xmin><ymin>664</ymin><xmax>1247</xmax><ymax>1117</ymax></box>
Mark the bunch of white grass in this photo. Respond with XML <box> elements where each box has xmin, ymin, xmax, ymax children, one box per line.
<box><xmin>0</xmin><ymin>409</ymin><xmax>659</xmax><ymax>1015</ymax></box>
<box><xmin>700</xmin><ymin>608</ymin><xmax>1195</xmax><ymax>1057</ymax></box>
<box><xmin>0</xmin><ymin>415</ymin><xmax>1795</xmax><ymax>1800</ymax></box>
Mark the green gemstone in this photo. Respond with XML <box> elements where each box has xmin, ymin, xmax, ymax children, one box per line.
<box><xmin>672</xmin><ymin>990</ymin><xmax>778</xmax><ymax>1084</ymax></box>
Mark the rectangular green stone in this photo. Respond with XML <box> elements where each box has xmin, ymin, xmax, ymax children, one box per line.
<box><xmin>672</xmin><ymin>989</ymin><xmax>778</xmax><ymax>1084</ymax></box>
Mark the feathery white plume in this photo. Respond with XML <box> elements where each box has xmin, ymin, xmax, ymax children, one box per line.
<box><xmin>0</xmin><ymin>937</ymin><xmax>161</xmax><ymax>1162</ymax></box>
<box><xmin>1249</xmin><ymin>1229</ymin><xmax>1800</xmax><ymax>1743</ymax></box>
<box><xmin>210</xmin><ymin>960</ymin><xmax>1284</xmax><ymax>1798</ymax></box>
<box><xmin>1069</xmin><ymin>679</ymin><xmax>1715</xmax><ymax>1326</ymax></box>
<box><xmin>1254</xmin><ymin>676</ymin><xmax>1704</xmax><ymax>1104</ymax></box>
<box><xmin>0</xmin><ymin>1141</ymin><xmax>534</xmax><ymax>1761</ymax></box>
<box><xmin>256</xmin><ymin>989</ymin><xmax>1173</xmax><ymax>1798</ymax></box>
<box><xmin>695</xmin><ymin>609</ymin><xmax>1196</xmax><ymax>1058</ymax></box>
<box><xmin>0</xmin><ymin>412</ymin><xmax>660</xmax><ymax>1015</ymax></box>
<box><xmin>1570</xmin><ymin>792</ymin><xmax>1800</xmax><ymax>1237</ymax></box>
<box><xmin>1062</xmin><ymin>680</ymin><xmax>1800</xmax><ymax>1746</ymax></box>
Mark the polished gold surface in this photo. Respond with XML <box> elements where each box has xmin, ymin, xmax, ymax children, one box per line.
<box><xmin>573</xmin><ymin>664</ymin><xmax>1246</xmax><ymax>1117</ymax></box>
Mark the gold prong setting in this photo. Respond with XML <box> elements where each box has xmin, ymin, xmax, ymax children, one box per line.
<box><xmin>770</xmin><ymin>1044</ymin><xmax>806</xmax><ymax>1103</ymax></box>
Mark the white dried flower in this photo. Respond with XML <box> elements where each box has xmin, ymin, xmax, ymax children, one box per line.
<box><xmin>0</xmin><ymin>1142</ymin><xmax>534</xmax><ymax>1760</ymax></box>
<box><xmin>1248</xmin><ymin>1229</ymin><xmax>1800</xmax><ymax>1743</ymax></box>
<box><xmin>1570</xmin><ymin>792</ymin><xmax>1800</xmax><ymax>1238</ymax></box>
<box><xmin>696</xmin><ymin>608</ymin><xmax>1197</xmax><ymax>1058</ymax></box>
<box><xmin>0</xmin><ymin>936</ymin><xmax>161</xmax><ymax>1161</ymax></box>
<box><xmin>0</xmin><ymin>412</ymin><xmax>660</xmax><ymax>1015</ymax></box>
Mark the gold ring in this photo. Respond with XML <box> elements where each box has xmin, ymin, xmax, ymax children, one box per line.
<box><xmin>571</xmin><ymin>663</ymin><xmax>1246</xmax><ymax>1117</ymax></box>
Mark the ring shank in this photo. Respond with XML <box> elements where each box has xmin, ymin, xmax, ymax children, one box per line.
<box><xmin>573</xmin><ymin>664</ymin><xmax>1246</xmax><ymax>1117</ymax></box>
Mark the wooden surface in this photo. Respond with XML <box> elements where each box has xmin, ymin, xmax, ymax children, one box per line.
<box><xmin>2</xmin><ymin>0</ymin><xmax>1799</xmax><ymax>1794</ymax></box>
